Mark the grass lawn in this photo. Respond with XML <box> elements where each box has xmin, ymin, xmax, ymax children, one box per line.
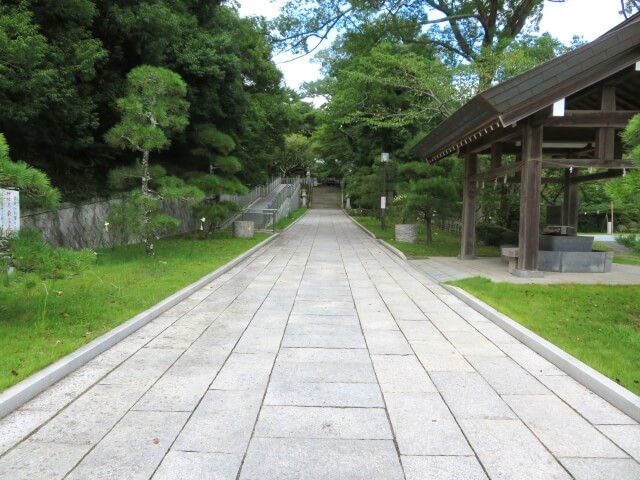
<box><xmin>0</xmin><ymin>232</ymin><xmax>269</xmax><ymax>392</ymax></box>
<box><xmin>350</xmin><ymin>215</ymin><xmax>500</xmax><ymax>258</ymax></box>
<box><xmin>449</xmin><ymin>277</ymin><xmax>640</xmax><ymax>396</ymax></box>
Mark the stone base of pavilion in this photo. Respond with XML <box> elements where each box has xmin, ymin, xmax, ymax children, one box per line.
<box><xmin>512</xmin><ymin>268</ymin><xmax>545</xmax><ymax>278</ymax></box>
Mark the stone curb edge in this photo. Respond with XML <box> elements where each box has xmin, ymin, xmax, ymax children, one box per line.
<box><xmin>442</xmin><ymin>283</ymin><xmax>640</xmax><ymax>422</ymax></box>
<box><xmin>343</xmin><ymin>212</ymin><xmax>408</xmax><ymax>260</ymax></box>
<box><xmin>0</xmin><ymin>234</ymin><xmax>279</xmax><ymax>419</ymax></box>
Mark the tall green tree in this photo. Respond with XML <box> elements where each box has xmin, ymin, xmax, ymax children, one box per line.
<box><xmin>397</xmin><ymin>159</ymin><xmax>460</xmax><ymax>244</ymax></box>
<box><xmin>273</xmin><ymin>0</ymin><xmax>555</xmax><ymax>89</ymax></box>
<box><xmin>186</xmin><ymin>125</ymin><xmax>247</xmax><ymax>233</ymax></box>
<box><xmin>0</xmin><ymin>1</ymin><xmax>106</xmax><ymax>194</ymax></box>
<box><xmin>105</xmin><ymin>66</ymin><xmax>199</xmax><ymax>256</ymax></box>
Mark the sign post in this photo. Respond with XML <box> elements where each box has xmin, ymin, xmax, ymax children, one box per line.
<box><xmin>380</xmin><ymin>153</ymin><xmax>389</xmax><ymax>230</ymax></box>
<box><xmin>0</xmin><ymin>189</ymin><xmax>20</xmax><ymax>236</ymax></box>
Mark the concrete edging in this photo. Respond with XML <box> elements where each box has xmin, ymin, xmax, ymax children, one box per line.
<box><xmin>378</xmin><ymin>239</ymin><xmax>407</xmax><ymax>260</ymax></box>
<box><xmin>442</xmin><ymin>283</ymin><xmax>640</xmax><ymax>422</ymax></box>
<box><xmin>0</xmin><ymin>234</ymin><xmax>279</xmax><ymax>419</ymax></box>
<box><xmin>344</xmin><ymin>213</ymin><xmax>408</xmax><ymax>260</ymax></box>
<box><xmin>344</xmin><ymin>212</ymin><xmax>376</xmax><ymax>239</ymax></box>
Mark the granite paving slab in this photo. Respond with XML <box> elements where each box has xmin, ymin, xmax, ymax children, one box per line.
<box><xmin>173</xmin><ymin>389</ymin><xmax>263</xmax><ymax>455</ymax></box>
<box><xmin>66</xmin><ymin>410</ymin><xmax>188</xmax><ymax>480</ymax></box>
<box><xmin>596</xmin><ymin>424</ymin><xmax>640</xmax><ymax>461</ymax></box>
<box><xmin>459</xmin><ymin>418</ymin><xmax>571</xmax><ymax>480</ymax></box>
<box><xmin>559</xmin><ymin>457</ymin><xmax>640</xmax><ymax>480</ymax></box>
<box><xmin>264</xmin><ymin>382</ymin><xmax>384</xmax><ymax>408</ymax></box>
<box><xmin>239</xmin><ymin>438</ymin><xmax>404</xmax><ymax>480</ymax></box>
<box><xmin>270</xmin><ymin>361</ymin><xmax>376</xmax><ymax>384</ymax></box>
<box><xmin>504</xmin><ymin>394</ymin><xmax>628</xmax><ymax>458</ymax></box>
<box><xmin>0</xmin><ymin>441</ymin><xmax>89</xmax><ymax>480</ymax></box>
<box><xmin>370</xmin><ymin>354</ymin><xmax>437</xmax><ymax>393</ymax></box>
<box><xmin>384</xmin><ymin>392</ymin><xmax>473</xmax><ymax>456</ymax></box>
<box><xmin>253</xmin><ymin>405</ymin><xmax>392</xmax><ymax>439</ymax></box>
<box><xmin>402</xmin><ymin>455</ymin><xmax>488</xmax><ymax>480</ymax></box>
<box><xmin>153</xmin><ymin>451</ymin><xmax>242</xmax><ymax>480</ymax></box>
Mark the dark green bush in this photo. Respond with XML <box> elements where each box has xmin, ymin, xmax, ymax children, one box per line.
<box><xmin>476</xmin><ymin>223</ymin><xmax>517</xmax><ymax>246</ymax></box>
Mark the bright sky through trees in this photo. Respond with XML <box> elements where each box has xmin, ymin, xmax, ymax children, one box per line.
<box><xmin>238</xmin><ymin>0</ymin><xmax>627</xmax><ymax>89</ymax></box>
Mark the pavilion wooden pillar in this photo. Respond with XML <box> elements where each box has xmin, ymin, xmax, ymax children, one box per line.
<box><xmin>597</xmin><ymin>85</ymin><xmax>616</xmax><ymax>160</ymax></box>
<box><xmin>516</xmin><ymin>122</ymin><xmax>543</xmax><ymax>275</ymax></box>
<box><xmin>460</xmin><ymin>150</ymin><xmax>478</xmax><ymax>260</ymax></box>
<box><xmin>563</xmin><ymin>168</ymin><xmax>579</xmax><ymax>233</ymax></box>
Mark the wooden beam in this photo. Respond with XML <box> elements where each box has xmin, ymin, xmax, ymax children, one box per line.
<box><xmin>537</xmin><ymin>110</ymin><xmax>638</xmax><ymax>128</ymax></box>
<box><xmin>540</xmin><ymin>170</ymin><xmax>627</xmax><ymax>184</ymax></box>
<box><xmin>468</xmin><ymin>126</ymin><xmax>523</xmax><ymax>154</ymax></box>
<box><xmin>469</xmin><ymin>162</ymin><xmax>523</xmax><ymax>182</ymax></box>
<box><xmin>570</xmin><ymin>170</ymin><xmax>625</xmax><ymax>183</ymax></box>
<box><xmin>460</xmin><ymin>151</ymin><xmax>478</xmax><ymax>260</ymax></box>
<box><xmin>542</xmin><ymin>159</ymin><xmax>632</xmax><ymax>169</ymax></box>
<box><xmin>517</xmin><ymin>123</ymin><xmax>542</xmax><ymax>273</ymax></box>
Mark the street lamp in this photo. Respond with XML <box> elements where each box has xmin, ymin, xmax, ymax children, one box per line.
<box><xmin>380</xmin><ymin>152</ymin><xmax>389</xmax><ymax>230</ymax></box>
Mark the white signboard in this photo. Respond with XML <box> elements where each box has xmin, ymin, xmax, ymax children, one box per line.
<box><xmin>0</xmin><ymin>189</ymin><xmax>20</xmax><ymax>235</ymax></box>
<box><xmin>380</xmin><ymin>196</ymin><xmax>386</xmax><ymax>209</ymax></box>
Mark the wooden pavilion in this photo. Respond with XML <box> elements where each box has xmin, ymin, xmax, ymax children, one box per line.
<box><xmin>410</xmin><ymin>13</ymin><xmax>640</xmax><ymax>276</ymax></box>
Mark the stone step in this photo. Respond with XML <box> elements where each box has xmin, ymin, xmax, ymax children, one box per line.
<box><xmin>311</xmin><ymin>187</ymin><xmax>342</xmax><ymax>209</ymax></box>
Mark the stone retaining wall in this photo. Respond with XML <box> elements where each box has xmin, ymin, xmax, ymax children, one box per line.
<box><xmin>21</xmin><ymin>198</ymin><xmax>196</xmax><ymax>250</ymax></box>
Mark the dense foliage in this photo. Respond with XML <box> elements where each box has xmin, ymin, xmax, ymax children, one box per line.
<box><xmin>0</xmin><ymin>1</ymin><xmax>300</xmax><ymax>200</ymax></box>
<box><xmin>276</xmin><ymin>1</ymin><xmax>568</xmax><ymax>219</ymax></box>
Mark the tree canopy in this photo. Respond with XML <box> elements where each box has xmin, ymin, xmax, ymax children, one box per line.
<box><xmin>0</xmin><ymin>133</ymin><xmax>60</xmax><ymax>209</ymax></box>
<box><xmin>0</xmin><ymin>1</ymin><xmax>300</xmax><ymax>200</ymax></box>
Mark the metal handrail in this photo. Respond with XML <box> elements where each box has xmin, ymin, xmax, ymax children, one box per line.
<box><xmin>220</xmin><ymin>176</ymin><xmax>282</xmax><ymax>208</ymax></box>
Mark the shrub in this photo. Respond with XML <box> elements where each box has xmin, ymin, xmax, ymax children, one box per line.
<box><xmin>476</xmin><ymin>222</ymin><xmax>517</xmax><ymax>246</ymax></box>
<box><xmin>9</xmin><ymin>230</ymin><xmax>95</xmax><ymax>279</ymax></box>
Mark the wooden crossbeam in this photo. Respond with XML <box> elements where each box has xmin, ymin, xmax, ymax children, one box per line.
<box><xmin>538</xmin><ymin>110</ymin><xmax>639</xmax><ymax>128</ymax></box>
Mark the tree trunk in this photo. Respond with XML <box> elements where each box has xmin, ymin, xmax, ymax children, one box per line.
<box><xmin>141</xmin><ymin>149</ymin><xmax>154</xmax><ymax>256</ymax></box>
<box><xmin>426</xmin><ymin>217</ymin><xmax>433</xmax><ymax>245</ymax></box>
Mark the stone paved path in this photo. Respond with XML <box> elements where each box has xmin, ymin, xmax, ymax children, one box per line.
<box><xmin>1</xmin><ymin>210</ymin><xmax>639</xmax><ymax>479</ymax></box>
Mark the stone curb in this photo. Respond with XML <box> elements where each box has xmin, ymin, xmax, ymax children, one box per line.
<box><xmin>344</xmin><ymin>212</ymin><xmax>376</xmax><ymax>239</ymax></box>
<box><xmin>0</xmin><ymin>234</ymin><xmax>279</xmax><ymax>419</ymax></box>
<box><xmin>378</xmin><ymin>239</ymin><xmax>407</xmax><ymax>260</ymax></box>
<box><xmin>344</xmin><ymin>213</ymin><xmax>407</xmax><ymax>260</ymax></box>
<box><xmin>442</xmin><ymin>283</ymin><xmax>640</xmax><ymax>422</ymax></box>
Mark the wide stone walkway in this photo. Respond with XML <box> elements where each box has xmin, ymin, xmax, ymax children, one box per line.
<box><xmin>1</xmin><ymin>210</ymin><xmax>639</xmax><ymax>479</ymax></box>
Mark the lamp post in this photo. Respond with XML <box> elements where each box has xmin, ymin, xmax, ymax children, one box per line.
<box><xmin>380</xmin><ymin>152</ymin><xmax>389</xmax><ymax>230</ymax></box>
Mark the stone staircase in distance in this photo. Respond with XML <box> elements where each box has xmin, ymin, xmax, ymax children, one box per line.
<box><xmin>311</xmin><ymin>186</ymin><xmax>342</xmax><ymax>209</ymax></box>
